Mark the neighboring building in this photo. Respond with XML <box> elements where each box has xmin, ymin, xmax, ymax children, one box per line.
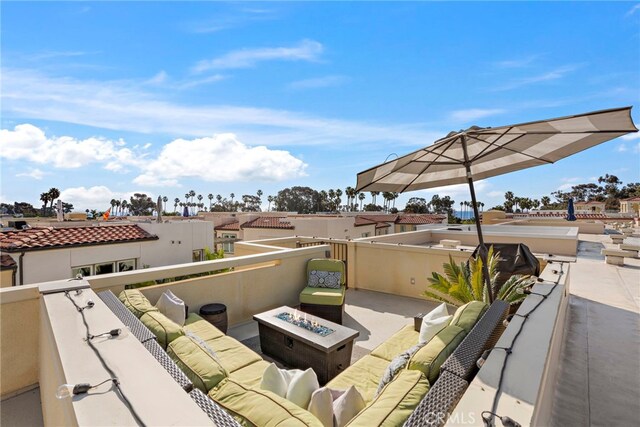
<box><xmin>619</xmin><ymin>197</ymin><xmax>640</xmax><ymax>215</ymax></box>
<box><xmin>213</xmin><ymin>213</ymin><xmax>446</xmax><ymax>254</ymax></box>
<box><xmin>0</xmin><ymin>221</ymin><xmax>213</xmax><ymax>286</ymax></box>
<box><xmin>0</xmin><ymin>254</ymin><xmax>17</xmax><ymax>287</ymax></box>
<box><xmin>574</xmin><ymin>200</ymin><xmax>606</xmax><ymax>213</ymax></box>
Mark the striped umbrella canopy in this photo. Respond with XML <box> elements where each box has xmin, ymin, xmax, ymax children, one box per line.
<box><xmin>356</xmin><ymin>106</ymin><xmax>637</xmax><ymax>300</ymax></box>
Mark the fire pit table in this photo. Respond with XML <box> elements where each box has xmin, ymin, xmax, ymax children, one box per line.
<box><xmin>253</xmin><ymin>306</ymin><xmax>359</xmax><ymax>384</ymax></box>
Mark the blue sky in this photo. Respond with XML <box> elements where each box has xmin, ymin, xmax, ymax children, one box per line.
<box><xmin>1</xmin><ymin>2</ymin><xmax>639</xmax><ymax>212</ymax></box>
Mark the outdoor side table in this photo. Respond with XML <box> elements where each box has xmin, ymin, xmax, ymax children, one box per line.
<box><xmin>200</xmin><ymin>303</ymin><xmax>228</xmax><ymax>334</ymax></box>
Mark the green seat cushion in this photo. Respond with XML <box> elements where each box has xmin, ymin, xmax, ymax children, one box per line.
<box><xmin>299</xmin><ymin>286</ymin><xmax>345</xmax><ymax>306</ymax></box>
<box><xmin>205</xmin><ymin>335</ymin><xmax>263</xmax><ymax>374</ymax></box>
<box><xmin>408</xmin><ymin>325</ymin><xmax>466</xmax><ymax>384</ymax></box>
<box><xmin>118</xmin><ymin>289</ymin><xmax>158</xmax><ymax>318</ymax></box>
<box><xmin>208</xmin><ymin>378</ymin><xmax>323</xmax><ymax>427</ymax></box>
<box><xmin>184</xmin><ymin>313</ymin><xmax>225</xmax><ymax>341</ymax></box>
<box><xmin>307</xmin><ymin>259</ymin><xmax>346</xmax><ymax>285</ymax></box>
<box><xmin>326</xmin><ymin>354</ymin><xmax>390</xmax><ymax>403</ymax></box>
<box><xmin>450</xmin><ymin>301</ymin><xmax>489</xmax><ymax>334</ymax></box>
<box><xmin>139</xmin><ymin>311</ymin><xmax>184</xmax><ymax>349</ymax></box>
<box><xmin>228</xmin><ymin>360</ymin><xmax>271</xmax><ymax>389</ymax></box>
<box><xmin>347</xmin><ymin>370</ymin><xmax>430</xmax><ymax>427</ymax></box>
<box><xmin>167</xmin><ymin>336</ymin><xmax>227</xmax><ymax>392</ymax></box>
<box><xmin>370</xmin><ymin>325</ymin><xmax>419</xmax><ymax>362</ymax></box>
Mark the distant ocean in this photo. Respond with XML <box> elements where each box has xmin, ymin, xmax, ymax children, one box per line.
<box><xmin>454</xmin><ymin>210</ymin><xmax>476</xmax><ymax>220</ymax></box>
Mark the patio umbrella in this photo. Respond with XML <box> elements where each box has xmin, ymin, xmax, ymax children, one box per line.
<box><xmin>567</xmin><ymin>198</ymin><xmax>576</xmax><ymax>221</ymax></box>
<box><xmin>356</xmin><ymin>106</ymin><xmax>637</xmax><ymax>301</ymax></box>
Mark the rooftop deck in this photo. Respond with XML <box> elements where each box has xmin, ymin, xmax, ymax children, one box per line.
<box><xmin>1</xmin><ymin>228</ymin><xmax>638</xmax><ymax>426</ymax></box>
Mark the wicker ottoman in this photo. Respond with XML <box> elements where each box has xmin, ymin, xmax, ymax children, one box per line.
<box><xmin>199</xmin><ymin>303</ymin><xmax>228</xmax><ymax>334</ymax></box>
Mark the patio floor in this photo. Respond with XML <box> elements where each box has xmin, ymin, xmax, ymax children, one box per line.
<box><xmin>549</xmin><ymin>232</ymin><xmax>640</xmax><ymax>426</ymax></box>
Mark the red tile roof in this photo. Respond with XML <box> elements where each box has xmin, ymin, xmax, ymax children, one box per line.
<box><xmin>621</xmin><ymin>197</ymin><xmax>640</xmax><ymax>202</ymax></box>
<box><xmin>0</xmin><ymin>225</ymin><xmax>158</xmax><ymax>252</ymax></box>
<box><xmin>395</xmin><ymin>215</ymin><xmax>446</xmax><ymax>224</ymax></box>
<box><xmin>215</xmin><ymin>221</ymin><xmax>240</xmax><ymax>231</ymax></box>
<box><xmin>241</xmin><ymin>217</ymin><xmax>294</xmax><ymax>230</ymax></box>
<box><xmin>355</xmin><ymin>214</ymin><xmax>446</xmax><ymax>226</ymax></box>
<box><xmin>0</xmin><ymin>254</ymin><xmax>16</xmax><ymax>270</ymax></box>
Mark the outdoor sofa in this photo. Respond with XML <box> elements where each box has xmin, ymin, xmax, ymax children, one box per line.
<box><xmin>101</xmin><ymin>289</ymin><xmax>508</xmax><ymax>427</ymax></box>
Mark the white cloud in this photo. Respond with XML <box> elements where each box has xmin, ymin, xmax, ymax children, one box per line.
<box><xmin>617</xmin><ymin>144</ymin><xmax>628</xmax><ymax>152</ymax></box>
<box><xmin>487</xmin><ymin>190</ymin><xmax>504</xmax><ymax>198</ymax></box>
<box><xmin>416</xmin><ymin>181</ymin><xmax>490</xmax><ymax>200</ymax></box>
<box><xmin>556</xmin><ymin>177</ymin><xmax>582</xmax><ymax>191</ymax></box>
<box><xmin>449</xmin><ymin>109</ymin><xmax>505</xmax><ymax>123</ymax></box>
<box><xmin>0</xmin><ymin>124</ymin><xmax>144</xmax><ymax>170</ymax></box>
<box><xmin>59</xmin><ymin>186</ymin><xmax>153</xmax><ymax>211</ymax></box>
<box><xmin>133</xmin><ymin>133</ymin><xmax>307</xmax><ymax>186</ymax></box>
<box><xmin>288</xmin><ymin>75</ymin><xmax>349</xmax><ymax>90</ymax></box>
<box><xmin>192</xmin><ymin>39</ymin><xmax>323</xmax><ymax>72</ymax></box>
<box><xmin>493</xmin><ymin>55</ymin><xmax>540</xmax><ymax>69</ymax></box>
<box><xmin>1</xmin><ymin>68</ymin><xmax>438</xmax><ymax>148</ymax></box>
<box><xmin>146</xmin><ymin>71</ymin><xmax>168</xmax><ymax>85</ymax></box>
<box><xmin>16</xmin><ymin>168</ymin><xmax>46</xmax><ymax>180</ymax></box>
<box><xmin>621</xmin><ymin>133</ymin><xmax>640</xmax><ymax>141</ymax></box>
<box><xmin>491</xmin><ymin>65</ymin><xmax>581</xmax><ymax>91</ymax></box>
<box><xmin>626</xmin><ymin>4</ymin><xmax>640</xmax><ymax>17</ymax></box>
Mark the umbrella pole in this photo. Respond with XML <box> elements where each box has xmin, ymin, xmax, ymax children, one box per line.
<box><xmin>461</xmin><ymin>135</ymin><xmax>494</xmax><ymax>302</ymax></box>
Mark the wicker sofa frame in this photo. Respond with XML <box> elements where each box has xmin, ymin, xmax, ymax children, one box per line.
<box><xmin>99</xmin><ymin>290</ymin><xmax>507</xmax><ymax>427</ymax></box>
<box><xmin>404</xmin><ymin>299</ymin><xmax>510</xmax><ymax>427</ymax></box>
<box><xmin>97</xmin><ymin>290</ymin><xmax>241</xmax><ymax>427</ymax></box>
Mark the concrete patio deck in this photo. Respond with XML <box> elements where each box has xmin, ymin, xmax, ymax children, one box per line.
<box><xmin>550</xmin><ymin>233</ymin><xmax>640</xmax><ymax>426</ymax></box>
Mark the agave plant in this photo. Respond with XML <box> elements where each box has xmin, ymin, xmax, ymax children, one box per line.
<box><xmin>424</xmin><ymin>246</ymin><xmax>534</xmax><ymax>306</ymax></box>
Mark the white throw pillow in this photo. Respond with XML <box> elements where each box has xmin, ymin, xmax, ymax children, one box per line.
<box><xmin>287</xmin><ymin>368</ymin><xmax>320</xmax><ymax>409</ymax></box>
<box><xmin>418</xmin><ymin>314</ymin><xmax>453</xmax><ymax>344</ymax></box>
<box><xmin>308</xmin><ymin>386</ymin><xmax>365</xmax><ymax>427</ymax></box>
<box><xmin>155</xmin><ymin>290</ymin><xmax>186</xmax><ymax>326</ymax></box>
<box><xmin>424</xmin><ymin>302</ymin><xmax>449</xmax><ymax>321</ymax></box>
<box><xmin>333</xmin><ymin>386</ymin><xmax>366</xmax><ymax>427</ymax></box>
<box><xmin>260</xmin><ymin>364</ymin><xmax>319</xmax><ymax>408</ymax></box>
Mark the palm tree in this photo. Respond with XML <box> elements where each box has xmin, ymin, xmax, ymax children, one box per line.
<box><xmin>267</xmin><ymin>195</ymin><xmax>274</xmax><ymax>211</ymax></box>
<box><xmin>197</xmin><ymin>194</ymin><xmax>203</xmax><ymax>212</ymax></box>
<box><xmin>110</xmin><ymin>198</ymin><xmax>117</xmax><ymax>214</ymax></box>
<box><xmin>184</xmin><ymin>193</ymin><xmax>190</xmax><ymax>205</ymax></box>
<box><xmin>358</xmin><ymin>192</ymin><xmax>366</xmax><ymax>211</ymax></box>
<box><xmin>162</xmin><ymin>196</ymin><xmax>168</xmax><ymax>214</ymax></box>
<box><xmin>459</xmin><ymin>201</ymin><xmax>463</xmax><ymax>220</ymax></box>
<box><xmin>189</xmin><ymin>190</ymin><xmax>196</xmax><ymax>203</ymax></box>
<box><xmin>230</xmin><ymin>193</ymin><xmax>235</xmax><ymax>203</ymax></box>
<box><xmin>541</xmin><ymin>196</ymin><xmax>551</xmax><ymax>209</ymax></box>
<box><xmin>208</xmin><ymin>194</ymin><xmax>214</xmax><ymax>210</ymax></box>
<box><xmin>392</xmin><ymin>192</ymin><xmax>399</xmax><ymax>209</ymax></box>
<box><xmin>40</xmin><ymin>192</ymin><xmax>50</xmax><ymax>216</ymax></box>
<box><xmin>174</xmin><ymin>198</ymin><xmax>180</xmax><ymax>213</ymax></box>
<box><xmin>121</xmin><ymin>200</ymin><xmax>128</xmax><ymax>216</ymax></box>
<box><xmin>48</xmin><ymin>188</ymin><xmax>60</xmax><ymax>216</ymax></box>
<box><xmin>371</xmin><ymin>191</ymin><xmax>379</xmax><ymax>206</ymax></box>
<box><xmin>335</xmin><ymin>189</ymin><xmax>343</xmax><ymax>211</ymax></box>
<box><xmin>424</xmin><ymin>247</ymin><xmax>533</xmax><ymax>307</ymax></box>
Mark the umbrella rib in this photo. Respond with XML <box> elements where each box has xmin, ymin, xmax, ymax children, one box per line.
<box><xmin>466</xmin><ymin>133</ymin><xmax>554</xmax><ymax>164</ymax></box>
<box><xmin>467</xmin><ymin>129</ymin><xmax>633</xmax><ymax>135</ymax></box>
<box><xmin>466</xmin><ymin>126</ymin><xmax>514</xmax><ymax>162</ymax></box>
<box><xmin>398</xmin><ymin>136</ymin><xmax>460</xmax><ymax>193</ymax></box>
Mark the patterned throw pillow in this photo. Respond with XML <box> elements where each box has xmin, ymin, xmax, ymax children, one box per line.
<box><xmin>375</xmin><ymin>342</ymin><xmax>427</xmax><ymax>396</ymax></box>
<box><xmin>308</xmin><ymin>270</ymin><xmax>342</xmax><ymax>289</ymax></box>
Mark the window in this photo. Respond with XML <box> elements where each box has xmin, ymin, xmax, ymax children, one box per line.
<box><xmin>361</xmin><ymin>232</ymin><xmax>371</xmax><ymax>238</ymax></box>
<box><xmin>192</xmin><ymin>249</ymin><xmax>204</xmax><ymax>262</ymax></box>
<box><xmin>95</xmin><ymin>262</ymin><xmax>115</xmax><ymax>275</ymax></box>
<box><xmin>118</xmin><ymin>259</ymin><xmax>136</xmax><ymax>272</ymax></box>
<box><xmin>71</xmin><ymin>265</ymin><xmax>92</xmax><ymax>278</ymax></box>
<box><xmin>222</xmin><ymin>234</ymin><xmax>236</xmax><ymax>254</ymax></box>
<box><xmin>400</xmin><ymin>225</ymin><xmax>406</xmax><ymax>232</ymax></box>
<box><xmin>72</xmin><ymin>258</ymin><xmax>136</xmax><ymax>278</ymax></box>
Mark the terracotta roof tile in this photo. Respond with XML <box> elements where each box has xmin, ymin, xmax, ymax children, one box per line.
<box><xmin>395</xmin><ymin>214</ymin><xmax>447</xmax><ymax>224</ymax></box>
<box><xmin>241</xmin><ymin>217</ymin><xmax>295</xmax><ymax>230</ymax></box>
<box><xmin>0</xmin><ymin>254</ymin><xmax>16</xmax><ymax>270</ymax></box>
<box><xmin>0</xmin><ymin>225</ymin><xmax>158</xmax><ymax>252</ymax></box>
<box><xmin>215</xmin><ymin>221</ymin><xmax>240</xmax><ymax>231</ymax></box>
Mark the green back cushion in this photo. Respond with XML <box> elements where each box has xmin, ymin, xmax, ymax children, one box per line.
<box><xmin>346</xmin><ymin>370</ymin><xmax>430</xmax><ymax>427</ymax></box>
<box><xmin>450</xmin><ymin>301</ymin><xmax>489</xmax><ymax>334</ymax></box>
<box><xmin>408</xmin><ymin>325</ymin><xmax>466</xmax><ymax>384</ymax></box>
<box><xmin>167</xmin><ymin>336</ymin><xmax>227</xmax><ymax>392</ymax></box>
<box><xmin>118</xmin><ymin>289</ymin><xmax>158</xmax><ymax>318</ymax></box>
<box><xmin>208</xmin><ymin>378</ymin><xmax>323</xmax><ymax>427</ymax></box>
<box><xmin>307</xmin><ymin>259</ymin><xmax>346</xmax><ymax>285</ymax></box>
<box><xmin>140</xmin><ymin>310</ymin><xmax>184</xmax><ymax>349</ymax></box>
<box><xmin>184</xmin><ymin>313</ymin><xmax>225</xmax><ymax>342</ymax></box>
